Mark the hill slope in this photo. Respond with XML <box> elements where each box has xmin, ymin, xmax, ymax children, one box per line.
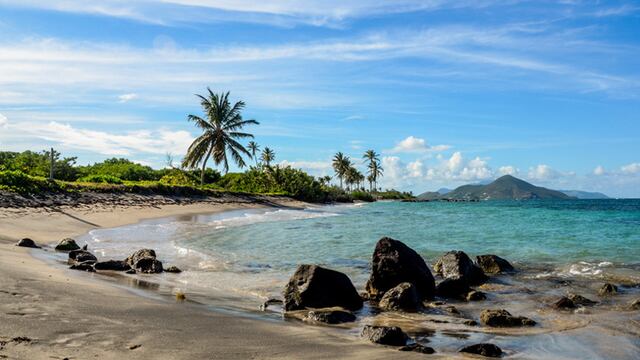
<box><xmin>559</xmin><ymin>190</ymin><xmax>610</xmax><ymax>199</ymax></box>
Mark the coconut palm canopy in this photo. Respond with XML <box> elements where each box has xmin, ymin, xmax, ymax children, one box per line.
<box><xmin>261</xmin><ymin>147</ymin><xmax>275</xmax><ymax>167</ymax></box>
<box><xmin>332</xmin><ymin>152</ymin><xmax>351</xmax><ymax>189</ymax></box>
<box><xmin>248</xmin><ymin>141</ymin><xmax>260</xmax><ymax>165</ymax></box>
<box><xmin>182</xmin><ymin>89</ymin><xmax>259</xmax><ymax>184</ymax></box>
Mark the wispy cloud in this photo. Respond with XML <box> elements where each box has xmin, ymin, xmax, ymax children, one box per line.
<box><xmin>389</xmin><ymin>136</ymin><xmax>450</xmax><ymax>154</ymax></box>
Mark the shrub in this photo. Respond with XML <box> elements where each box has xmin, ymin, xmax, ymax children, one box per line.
<box><xmin>79</xmin><ymin>158</ymin><xmax>157</xmax><ymax>181</ymax></box>
<box><xmin>0</xmin><ymin>170</ymin><xmax>61</xmax><ymax>194</ymax></box>
<box><xmin>77</xmin><ymin>174</ymin><xmax>123</xmax><ymax>184</ymax></box>
<box><xmin>159</xmin><ymin>171</ymin><xmax>197</xmax><ymax>186</ymax></box>
<box><xmin>351</xmin><ymin>191</ymin><xmax>375</xmax><ymax>202</ymax></box>
<box><xmin>0</xmin><ymin>150</ymin><xmax>79</xmax><ymax>181</ymax></box>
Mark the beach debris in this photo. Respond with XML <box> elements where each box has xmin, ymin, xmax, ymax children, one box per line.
<box><xmin>16</xmin><ymin>238</ymin><xmax>41</xmax><ymax>249</ymax></box>
<box><xmin>68</xmin><ymin>249</ymin><xmax>97</xmax><ymax>265</ymax></box>
<box><xmin>378</xmin><ymin>282</ymin><xmax>420</xmax><ymax>312</ymax></box>
<box><xmin>175</xmin><ymin>292</ymin><xmax>186</xmax><ymax>301</ymax></box>
<box><xmin>434</xmin><ymin>250</ymin><xmax>488</xmax><ymax>286</ymax></box>
<box><xmin>283</xmin><ymin>264</ymin><xmax>362</xmax><ymax>311</ymax></box>
<box><xmin>567</xmin><ymin>293</ymin><xmax>597</xmax><ymax>306</ymax></box>
<box><xmin>69</xmin><ymin>263</ymin><xmax>96</xmax><ymax>272</ymax></box>
<box><xmin>598</xmin><ymin>283</ymin><xmax>618</xmax><ymax>296</ymax></box>
<box><xmin>466</xmin><ymin>290</ymin><xmax>487</xmax><ymax>301</ymax></box>
<box><xmin>303</xmin><ymin>308</ymin><xmax>356</xmax><ymax>324</ymax></box>
<box><xmin>128</xmin><ymin>344</ymin><xmax>142</xmax><ymax>350</ymax></box>
<box><xmin>165</xmin><ymin>265</ymin><xmax>182</xmax><ymax>273</ymax></box>
<box><xmin>259</xmin><ymin>298</ymin><xmax>283</xmax><ymax>311</ymax></box>
<box><xmin>399</xmin><ymin>343</ymin><xmax>435</xmax><ymax>354</ymax></box>
<box><xmin>629</xmin><ymin>299</ymin><xmax>640</xmax><ymax>310</ymax></box>
<box><xmin>94</xmin><ymin>260</ymin><xmax>131</xmax><ymax>272</ymax></box>
<box><xmin>365</xmin><ymin>237</ymin><xmax>436</xmax><ymax>300</ymax></box>
<box><xmin>361</xmin><ymin>325</ymin><xmax>408</xmax><ymax>346</ymax></box>
<box><xmin>55</xmin><ymin>238</ymin><xmax>80</xmax><ymax>252</ymax></box>
<box><xmin>460</xmin><ymin>343</ymin><xmax>503</xmax><ymax>358</ymax></box>
<box><xmin>552</xmin><ymin>296</ymin><xmax>576</xmax><ymax>310</ymax></box>
<box><xmin>476</xmin><ymin>255</ymin><xmax>515</xmax><ymax>274</ymax></box>
<box><xmin>125</xmin><ymin>249</ymin><xmax>163</xmax><ymax>274</ymax></box>
<box><xmin>436</xmin><ymin>277</ymin><xmax>470</xmax><ymax>299</ymax></box>
<box><xmin>480</xmin><ymin>309</ymin><xmax>536</xmax><ymax>327</ymax></box>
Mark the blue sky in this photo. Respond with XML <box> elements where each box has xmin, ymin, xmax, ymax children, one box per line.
<box><xmin>0</xmin><ymin>1</ymin><xmax>638</xmax><ymax>197</ymax></box>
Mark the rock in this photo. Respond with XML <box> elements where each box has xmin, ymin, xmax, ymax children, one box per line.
<box><xmin>361</xmin><ymin>325</ymin><xmax>408</xmax><ymax>346</ymax></box>
<box><xmin>476</xmin><ymin>255</ymin><xmax>515</xmax><ymax>274</ymax></box>
<box><xmin>68</xmin><ymin>249</ymin><xmax>97</xmax><ymax>265</ymax></box>
<box><xmin>443</xmin><ymin>305</ymin><xmax>460</xmax><ymax>315</ymax></box>
<box><xmin>55</xmin><ymin>238</ymin><xmax>80</xmax><ymax>252</ymax></box>
<box><xmin>463</xmin><ymin>319</ymin><xmax>478</xmax><ymax>326</ymax></box>
<box><xmin>365</xmin><ymin>237</ymin><xmax>436</xmax><ymax>300</ymax></box>
<box><xmin>436</xmin><ymin>278</ymin><xmax>470</xmax><ymax>299</ymax></box>
<box><xmin>165</xmin><ymin>266</ymin><xmax>182</xmax><ymax>273</ymax></box>
<box><xmin>480</xmin><ymin>309</ymin><xmax>536</xmax><ymax>327</ymax></box>
<box><xmin>94</xmin><ymin>260</ymin><xmax>131</xmax><ymax>271</ymax></box>
<box><xmin>434</xmin><ymin>251</ymin><xmax>487</xmax><ymax>285</ymax></box>
<box><xmin>125</xmin><ymin>269</ymin><xmax>136</xmax><ymax>274</ymax></box>
<box><xmin>466</xmin><ymin>290</ymin><xmax>487</xmax><ymax>301</ymax></box>
<box><xmin>629</xmin><ymin>299</ymin><xmax>640</xmax><ymax>310</ymax></box>
<box><xmin>283</xmin><ymin>264</ymin><xmax>362</xmax><ymax>311</ymax></box>
<box><xmin>598</xmin><ymin>283</ymin><xmax>618</xmax><ymax>296</ymax></box>
<box><xmin>460</xmin><ymin>343</ymin><xmax>503</xmax><ymax>358</ymax></box>
<box><xmin>259</xmin><ymin>298</ymin><xmax>283</xmax><ymax>311</ymax></box>
<box><xmin>567</xmin><ymin>294</ymin><xmax>597</xmax><ymax>306</ymax></box>
<box><xmin>378</xmin><ymin>282</ymin><xmax>420</xmax><ymax>312</ymax></box>
<box><xmin>553</xmin><ymin>296</ymin><xmax>576</xmax><ymax>309</ymax></box>
<box><xmin>16</xmin><ymin>238</ymin><xmax>41</xmax><ymax>248</ymax></box>
<box><xmin>303</xmin><ymin>309</ymin><xmax>356</xmax><ymax>324</ymax></box>
<box><xmin>125</xmin><ymin>249</ymin><xmax>163</xmax><ymax>273</ymax></box>
<box><xmin>69</xmin><ymin>263</ymin><xmax>95</xmax><ymax>272</ymax></box>
<box><xmin>399</xmin><ymin>343</ymin><xmax>435</xmax><ymax>354</ymax></box>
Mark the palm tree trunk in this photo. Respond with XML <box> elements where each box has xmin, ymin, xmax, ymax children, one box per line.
<box><xmin>201</xmin><ymin>146</ymin><xmax>213</xmax><ymax>186</ymax></box>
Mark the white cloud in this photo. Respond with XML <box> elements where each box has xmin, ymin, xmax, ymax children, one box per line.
<box><xmin>447</xmin><ymin>151</ymin><xmax>463</xmax><ymax>172</ymax></box>
<box><xmin>593</xmin><ymin>165</ymin><xmax>605</xmax><ymax>176</ymax></box>
<box><xmin>0</xmin><ymin>113</ymin><xmax>7</xmax><ymax>128</ymax></box>
<box><xmin>407</xmin><ymin>160</ymin><xmax>423</xmax><ymax>178</ymax></box>
<box><xmin>390</xmin><ymin>136</ymin><xmax>450</xmax><ymax>154</ymax></box>
<box><xmin>118</xmin><ymin>93</ymin><xmax>138</xmax><ymax>103</ymax></box>
<box><xmin>498</xmin><ymin>165</ymin><xmax>518</xmax><ymax>176</ymax></box>
<box><xmin>621</xmin><ymin>162</ymin><xmax>640</xmax><ymax>174</ymax></box>
<box><xmin>527</xmin><ymin>164</ymin><xmax>559</xmax><ymax>181</ymax></box>
<box><xmin>278</xmin><ymin>160</ymin><xmax>333</xmax><ymax>177</ymax></box>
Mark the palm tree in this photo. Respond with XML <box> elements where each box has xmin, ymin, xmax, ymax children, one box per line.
<box><xmin>261</xmin><ymin>147</ymin><xmax>275</xmax><ymax>167</ymax></box>
<box><xmin>332</xmin><ymin>152</ymin><xmax>351</xmax><ymax>189</ymax></box>
<box><xmin>318</xmin><ymin>175</ymin><xmax>332</xmax><ymax>187</ymax></box>
<box><xmin>368</xmin><ymin>161</ymin><xmax>384</xmax><ymax>192</ymax></box>
<box><xmin>248</xmin><ymin>141</ymin><xmax>260</xmax><ymax>165</ymax></box>
<box><xmin>363</xmin><ymin>150</ymin><xmax>380</xmax><ymax>192</ymax></box>
<box><xmin>345</xmin><ymin>166</ymin><xmax>362</xmax><ymax>191</ymax></box>
<box><xmin>182</xmin><ymin>89</ymin><xmax>259</xmax><ymax>185</ymax></box>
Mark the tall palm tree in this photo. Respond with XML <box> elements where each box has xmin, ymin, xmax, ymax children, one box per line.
<box><xmin>261</xmin><ymin>147</ymin><xmax>275</xmax><ymax>167</ymax></box>
<box><xmin>368</xmin><ymin>161</ymin><xmax>384</xmax><ymax>192</ymax></box>
<box><xmin>332</xmin><ymin>152</ymin><xmax>351</xmax><ymax>189</ymax></box>
<box><xmin>248</xmin><ymin>141</ymin><xmax>260</xmax><ymax>165</ymax></box>
<box><xmin>182</xmin><ymin>89</ymin><xmax>259</xmax><ymax>185</ymax></box>
<box><xmin>363</xmin><ymin>149</ymin><xmax>380</xmax><ymax>192</ymax></box>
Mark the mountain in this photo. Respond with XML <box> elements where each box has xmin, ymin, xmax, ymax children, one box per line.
<box><xmin>559</xmin><ymin>190</ymin><xmax>610</xmax><ymax>199</ymax></box>
<box><xmin>418</xmin><ymin>175</ymin><xmax>574</xmax><ymax>201</ymax></box>
<box><xmin>437</xmin><ymin>188</ymin><xmax>452</xmax><ymax>195</ymax></box>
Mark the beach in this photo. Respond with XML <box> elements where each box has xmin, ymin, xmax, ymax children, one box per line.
<box><xmin>0</xmin><ymin>195</ymin><xmax>429</xmax><ymax>360</ymax></box>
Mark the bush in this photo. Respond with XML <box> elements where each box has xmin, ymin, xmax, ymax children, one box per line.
<box><xmin>159</xmin><ymin>171</ymin><xmax>197</xmax><ymax>186</ymax></box>
<box><xmin>79</xmin><ymin>158</ymin><xmax>157</xmax><ymax>181</ymax></box>
<box><xmin>77</xmin><ymin>174</ymin><xmax>123</xmax><ymax>184</ymax></box>
<box><xmin>0</xmin><ymin>170</ymin><xmax>61</xmax><ymax>194</ymax></box>
<box><xmin>0</xmin><ymin>150</ymin><xmax>79</xmax><ymax>181</ymax></box>
<box><xmin>351</xmin><ymin>191</ymin><xmax>375</xmax><ymax>202</ymax></box>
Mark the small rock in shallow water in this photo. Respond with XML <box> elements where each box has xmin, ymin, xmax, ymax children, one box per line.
<box><xmin>598</xmin><ymin>283</ymin><xmax>618</xmax><ymax>296</ymax></box>
<box><xmin>466</xmin><ymin>290</ymin><xmax>487</xmax><ymax>301</ymax></box>
<box><xmin>568</xmin><ymin>293</ymin><xmax>597</xmax><ymax>306</ymax></box>
<box><xmin>434</xmin><ymin>250</ymin><xmax>488</xmax><ymax>286</ymax></box>
<box><xmin>399</xmin><ymin>343</ymin><xmax>435</xmax><ymax>354</ymax></box>
<box><xmin>463</xmin><ymin>320</ymin><xmax>478</xmax><ymax>326</ymax></box>
<box><xmin>379</xmin><ymin>282</ymin><xmax>420</xmax><ymax>312</ymax></box>
<box><xmin>125</xmin><ymin>249</ymin><xmax>163</xmax><ymax>273</ymax></box>
<box><xmin>553</xmin><ymin>296</ymin><xmax>576</xmax><ymax>310</ymax></box>
<box><xmin>94</xmin><ymin>260</ymin><xmax>131</xmax><ymax>271</ymax></box>
<box><xmin>55</xmin><ymin>238</ymin><xmax>80</xmax><ymax>252</ymax></box>
<box><xmin>303</xmin><ymin>309</ymin><xmax>356</xmax><ymax>324</ymax></box>
<box><xmin>629</xmin><ymin>299</ymin><xmax>640</xmax><ymax>310</ymax></box>
<box><xmin>480</xmin><ymin>309</ymin><xmax>536</xmax><ymax>327</ymax></box>
<box><xmin>283</xmin><ymin>264</ymin><xmax>362</xmax><ymax>311</ymax></box>
<box><xmin>361</xmin><ymin>325</ymin><xmax>408</xmax><ymax>346</ymax></box>
<box><xmin>260</xmin><ymin>298</ymin><xmax>283</xmax><ymax>311</ymax></box>
<box><xmin>69</xmin><ymin>263</ymin><xmax>95</xmax><ymax>272</ymax></box>
<box><xmin>476</xmin><ymin>255</ymin><xmax>514</xmax><ymax>274</ymax></box>
<box><xmin>16</xmin><ymin>238</ymin><xmax>40</xmax><ymax>248</ymax></box>
<box><xmin>460</xmin><ymin>343</ymin><xmax>503</xmax><ymax>358</ymax></box>
<box><xmin>436</xmin><ymin>277</ymin><xmax>470</xmax><ymax>299</ymax></box>
<box><xmin>164</xmin><ymin>266</ymin><xmax>182</xmax><ymax>273</ymax></box>
<box><xmin>68</xmin><ymin>250</ymin><xmax>97</xmax><ymax>265</ymax></box>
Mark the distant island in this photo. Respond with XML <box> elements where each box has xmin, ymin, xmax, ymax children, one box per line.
<box><xmin>558</xmin><ymin>190</ymin><xmax>610</xmax><ymax>199</ymax></box>
<box><xmin>418</xmin><ymin>175</ymin><xmax>581</xmax><ymax>201</ymax></box>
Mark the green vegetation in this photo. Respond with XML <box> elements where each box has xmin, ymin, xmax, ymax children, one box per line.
<box><xmin>77</xmin><ymin>174</ymin><xmax>124</xmax><ymax>184</ymax></box>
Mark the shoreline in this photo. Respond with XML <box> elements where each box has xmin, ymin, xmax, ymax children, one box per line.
<box><xmin>0</xmin><ymin>194</ymin><xmax>426</xmax><ymax>360</ymax></box>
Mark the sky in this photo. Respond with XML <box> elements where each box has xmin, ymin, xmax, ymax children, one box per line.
<box><xmin>0</xmin><ymin>1</ymin><xmax>638</xmax><ymax>197</ymax></box>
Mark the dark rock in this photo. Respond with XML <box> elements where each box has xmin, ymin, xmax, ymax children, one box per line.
<box><xmin>361</xmin><ymin>325</ymin><xmax>408</xmax><ymax>346</ymax></box>
<box><xmin>630</xmin><ymin>299</ymin><xmax>640</xmax><ymax>310</ymax></box>
<box><xmin>68</xmin><ymin>249</ymin><xmax>97</xmax><ymax>265</ymax></box>
<box><xmin>436</xmin><ymin>278</ymin><xmax>470</xmax><ymax>298</ymax></box>
<box><xmin>94</xmin><ymin>260</ymin><xmax>131</xmax><ymax>271</ymax></box>
<box><xmin>567</xmin><ymin>294</ymin><xmax>597</xmax><ymax>306</ymax></box>
<box><xmin>463</xmin><ymin>320</ymin><xmax>478</xmax><ymax>326</ymax></box>
<box><xmin>283</xmin><ymin>264</ymin><xmax>362</xmax><ymax>311</ymax></box>
<box><xmin>460</xmin><ymin>343</ymin><xmax>503</xmax><ymax>358</ymax></box>
<box><xmin>433</xmin><ymin>251</ymin><xmax>487</xmax><ymax>285</ymax></box>
<box><xmin>480</xmin><ymin>309</ymin><xmax>536</xmax><ymax>327</ymax></box>
<box><xmin>69</xmin><ymin>263</ymin><xmax>95</xmax><ymax>272</ymax></box>
<box><xmin>259</xmin><ymin>298</ymin><xmax>283</xmax><ymax>311</ymax></box>
<box><xmin>378</xmin><ymin>282</ymin><xmax>420</xmax><ymax>312</ymax></box>
<box><xmin>125</xmin><ymin>249</ymin><xmax>163</xmax><ymax>273</ymax></box>
<box><xmin>399</xmin><ymin>343</ymin><xmax>435</xmax><ymax>354</ymax></box>
<box><xmin>443</xmin><ymin>305</ymin><xmax>460</xmax><ymax>315</ymax></box>
<box><xmin>165</xmin><ymin>266</ymin><xmax>182</xmax><ymax>273</ymax></box>
<box><xmin>55</xmin><ymin>238</ymin><xmax>80</xmax><ymax>252</ymax></box>
<box><xmin>303</xmin><ymin>309</ymin><xmax>356</xmax><ymax>324</ymax></box>
<box><xmin>553</xmin><ymin>297</ymin><xmax>576</xmax><ymax>309</ymax></box>
<box><xmin>82</xmin><ymin>244</ymin><xmax>88</xmax><ymax>250</ymax></box>
<box><xmin>466</xmin><ymin>290</ymin><xmax>487</xmax><ymax>301</ymax></box>
<box><xmin>365</xmin><ymin>237</ymin><xmax>436</xmax><ymax>300</ymax></box>
<box><xmin>16</xmin><ymin>238</ymin><xmax>40</xmax><ymax>248</ymax></box>
<box><xmin>476</xmin><ymin>255</ymin><xmax>514</xmax><ymax>274</ymax></box>
<box><xmin>598</xmin><ymin>283</ymin><xmax>618</xmax><ymax>296</ymax></box>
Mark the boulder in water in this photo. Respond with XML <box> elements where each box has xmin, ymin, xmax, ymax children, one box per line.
<box><xmin>466</xmin><ymin>290</ymin><xmax>487</xmax><ymax>301</ymax></box>
<box><xmin>94</xmin><ymin>260</ymin><xmax>131</xmax><ymax>272</ymax></box>
<box><xmin>480</xmin><ymin>309</ymin><xmax>536</xmax><ymax>327</ymax></box>
<box><xmin>365</xmin><ymin>237</ymin><xmax>436</xmax><ymax>300</ymax></box>
<box><xmin>598</xmin><ymin>283</ymin><xmax>618</xmax><ymax>296</ymax></box>
<box><xmin>55</xmin><ymin>238</ymin><xmax>80</xmax><ymax>252</ymax></box>
<box><xmin>125</xmin><ymin>249</ymin><xmax>163</xmax><ymax>273</ymax></box>
<box><xmin>378</xmin><ymin>282</ymin><xmax>420</xmax><ymax>312</ymax></box>
<box><xmin>568</xmin><ymin>293</ymin><xmax>597</xmax><ymax>306</ymax></box>
<box><xmin>283</xmin><ymin>264</ymin><xmax>362</xmax><ymax>311</ymax></box>
<box><xmin>399</xmin><ymin>343</ymin><xmax>435</xmax><ymax>354</ymax></box>
<box><xmin>476</xmin><ymin>254</ymin><xmax>515</xmax><ymax>274</ymax></box>
<box><xmin>553</xmin><ymin>296</ymin><xmax>576</xmax><ymax>310</ymax></box>
<box><xmin>69</xmin><ymin>263</ymin><xmax>95</xmax><ymax>272</ymax></box>
<box><xmin>303</xmin><ymin>308</ymin><xmax>356</xmax><ymax>324</ymax></box>
<box><xmin>436</xmin><ymin>277</ymin><xmax>470</xmax><ymax>299</ymax></box>
<box><xmin>68</xmin><ymin>249</ymin><xmax>97</xmax><ymax>265</ymax></box>
<box><xmin>434</xmin><ymin>251</ymin><xmax>487</xmax><ymax>285</ymax></box>
<box><xmin>16</xmin><ymin>238</ymin><xmax>40</xmax><ymax>248</ymax></box>
<box><xmin>165</xmin><ymin>266</ymin><xmax>182</xmax><ymax>273</ymax></box>
<box><xmin>629</xmin><ymin>299</ymin><xmax>640</xmax><ymax>310</ymax></box>
<box><xmin>361</xmin><ymin>325</ymin><xmax>408</xmax><ymax>346</ymax></box>
<box><xmin>460</xmin><ymin>343</ymin><xmax>503</xmax><ymax>358</ymax></box>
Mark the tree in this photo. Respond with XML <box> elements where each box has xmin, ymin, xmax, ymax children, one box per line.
<box><xmin>363</xmin><ymin>149</ymin><xmax>381</xmax><ymax>192</ymax></box>
<box><xmin>248</xmin><ymin>141</ymin><xmax>260</xmax><ymax>165</ymax></box>
<box><xmin>182</xmin><ymin>89</ymin><xmax>259</xmax><ymax>185</ymax></box>
<box><xmin>345</xmin><ymin>166</ymin><xmax>363</xmax><ymax>191</ymax></box>
<box><xmin>368</xmin><ymin>161</ymin><xmax>384</xmax><ymax>192</ymax></box>
<box><xmin>332</xmin><ymin>152</ymin><xmax>351</xmax><ymax>189</ymax></box>
<box><xmin>319</xmin><ymin>175</ymin><xmax>332</xmax><ymax>186</ymax></box>
<box><xmin>261</xmin><ymin>147</ymin><xmax>275</xmax><ymax>167</ymax></box>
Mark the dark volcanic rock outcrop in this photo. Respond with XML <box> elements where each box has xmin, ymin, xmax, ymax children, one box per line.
<box><xmin>365</xmin><ymin>237</ymin><xmax>436</xmax><ymax>300</ymax></box>
<box><xmin>283</xmin><ymin>264</ymin><xmax>362</xmax><ymax>311</ymax></box>
<box><xmin>434</xmin><ymin>251</ymin><xmax>487</xmax><ymax>285</ymax></box>
<box><xmin>303</xmin><ymin>308</ymin><xmax>356</xmax><ymax>324</ymax></box>
<box><xmin>378</xmin><ymin>282</ymin><xmax>420</xmax><ymax>312</ymax></box>
<box><xmin>598</xmin><ymin>283</ymin><xmax>618</xmax><ymax>296</ymax></box>
<box><xmin>55</xmin><ymin>238</ymin><xmax>80</xmax><ymax>252</ymax></box>
<box><xmin>480</xmin><ymin>309</ymin><xmax>536</xmax><ymax>327</ymax></box>
<box><xmin>16</xmin><ymin>238</ymin><xmax>40</xmax><ymax>248</ymax></box>
<box><xmin>125</xmin><ymin>249</ymin><xmax>163</xmax><ymax>273</ymax></box>
<box><xmin>94</xmin><ymin>260</ymin><xmax>131</xmax><ymax>271</ymax></box>
<box><xmin>436</xmin><ymin>277</ymin><xmax>471</xmax><ymax>299</ymax></box>
<box><xmin>399</xmin><ymin>343</ymin><xmax>435</xmax><ymax>354</ymax></box>
<box><xmin>476</xmin><ymin>255</ymin><xmax>514</xmax><ymax>274</ymax></box>
<box><xmin>68</xmin><ymin>249</ymin><xmax>97</xmax><ymax>265</ymax></box>
<box><xmin>361</xmin><ymin>325</ymin><xmax>408</xmax><ymax>346</ymax></box>
<box><xmin>460</xmin><ymin>343</ymin><xmax>503</xmax><ymax>358</ymax></box>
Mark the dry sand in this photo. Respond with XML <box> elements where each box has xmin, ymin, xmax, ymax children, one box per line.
<box><xmin>0</xmin><ymin>196</ymin><xmax>430</xmax><ymax>359</ymax></box>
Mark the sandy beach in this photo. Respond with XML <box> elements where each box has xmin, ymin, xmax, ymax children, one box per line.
<box><xmin>0</xmin><ymin>195</ymin><xmax>428</xmax><ymax>360</ymax></box>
